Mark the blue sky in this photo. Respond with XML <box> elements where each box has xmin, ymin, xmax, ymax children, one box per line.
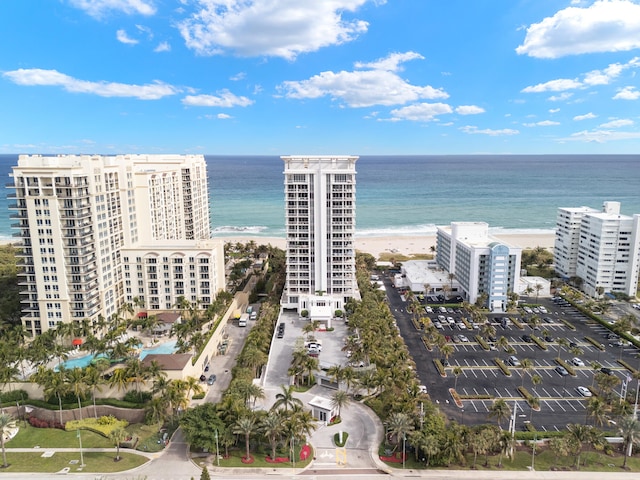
<box><xmin>2</xmin><ymin>0</ymin><xmax>640</xmax><ymax>155</ymax></box>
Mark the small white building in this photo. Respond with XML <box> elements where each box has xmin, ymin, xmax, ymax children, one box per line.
<box><xmin>309</xmin><ymin>396</ymin><xmax>338</xmax><ymax>425</ymax></box>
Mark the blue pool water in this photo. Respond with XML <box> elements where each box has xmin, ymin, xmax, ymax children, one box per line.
<box><xmin>58</xmin><ymin>340</ymin><xmax>178</xmax><ymax>370</ymax></box>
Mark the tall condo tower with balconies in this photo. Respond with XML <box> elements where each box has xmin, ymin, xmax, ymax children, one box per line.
<box><xmin>281</xmin><ymin>155</ymin><xmax>359</xmax><ymax>326</ymax></box>
<box><xmin>10</xmin><ymin>154</ymin><xmax>225</xmax><ymax>336</ymax></box>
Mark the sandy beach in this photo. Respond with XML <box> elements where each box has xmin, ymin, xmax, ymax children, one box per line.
<box><xmin>218</xmin><ymin>232</ymin><xmax>555</xmax><ymax>259</ymax></box>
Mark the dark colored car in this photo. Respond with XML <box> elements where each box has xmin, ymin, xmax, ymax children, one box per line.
<box><xmin>600</xmin><ymin>367</ymin><xmax>613</xmax><ymax>375</ymax></box>
<box><xmin>522</xmin><ymin>335</ymin><xmax>532</xmax><ymax>343</ymax></box>
<box><xmin>199</xmin><ymin>374</ymin><xmax>206</xmax><ymax>382</ymax></box>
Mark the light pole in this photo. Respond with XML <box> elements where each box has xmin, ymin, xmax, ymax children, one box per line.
<box><xmin>215</xmin><ymin>429</ymin><xmax>220</xmax><ymax>467</ymax></box>
<box><xmin>291</xmin><ymin>435</ymin><xmax>295</xmax><ymax>473</ymax></box>
<box><xmin>402</xmin><ymin>434</ymin><xmax>406</xmax><ymax>469</ymax></box>
<box><xmin>77</xmin><ymin>429</ymin><xmax>85</xmax><ymax>467</ymax></box>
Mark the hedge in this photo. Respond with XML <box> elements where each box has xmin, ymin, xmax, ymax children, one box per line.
<box><xmin>65</xmin><ymin>416</ymin><xmax>129</xmax><ymax>437</ymax></box>
<box><xmin>494</xmin><ymin>358</ymin><xmax>511</xmax><ymax>376</ymax></box>
<box><xmin>617</xmin><ymin>359</ymin><xmax>638</xmax><ymax>375</ymax></box>
<box><xmin>459</xmin><ymin>394</ymin><xmax>493</xmax><ymax>400</ymax></box>
<box><xmin>475</xmin><ymin>335</ymin><xmax>490</xmax><ymax>351</ymax></box>
<box><xmin>585</xmin><ymin>336</ymin><xmax>606</xmax><ymax>351</ymax></box>
<box><xmin>510</xmin><ymin>317</ymin><xmax>524</xmax><ymax>330</ymax></box>
<box><xmin>554</xmin><ymin>357</ymin><xmax>576</xmax><ymax>376</ymax></box>
<box><xmin>558</xmin><ymin>318</ymin><xmax>576</xmax><ymax>331</ymax></box>
<box><xmin>334</xmin><ymin>432</ymin><xmax>349</xmax><ymax>447</ymax></box>
<box><xmin>530</xmin><ymin>335</ymin><xmax>547</xmax><ymax>351</ymax></box>
<box><xmin>433</xmin><ymin>359</ymin><xmax>446</xmax><ymax>377</ymax></box>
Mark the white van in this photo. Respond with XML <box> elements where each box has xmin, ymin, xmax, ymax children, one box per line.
<box><xmin>238</xmin><ymin>313</ymin><xmax>249</xmax><ymax>327</ymax></box>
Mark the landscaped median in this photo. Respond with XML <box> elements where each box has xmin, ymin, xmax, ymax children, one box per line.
<box><xmin>449</xmin><ymin>388</ymin><xmax>463</xmax><ymax>408</ymax></box>
<box><xmin>433</xmin><ymin>359</ymin><xmax>447</xmax><ymax>377</ymax></box>
<box><xmin>554</xmin><ymin>357</ymin><xmax>576</xmax><ymax>376</ymax></box>
<box><xmin>517</xmin><ymin>386</ymin><xmax>541</xmax><ymax>411</ymax></box>
<box><xmin>494</xmin><ymin>358</ymin><xmax>512</xmax><ymax>376</ymax></box>
<box><xmin>585</xmin><ymin>336</ymin><xmax>606</xmax><ymax>351</ymax></box>
<box><xmin>530</xmin><ymin>335</ymin><xmax>547</xmax><ymax>351</ymax></box>
<box><xmin>475</xmin><ymin>335</ymin><xmax>490</xmax><ymax>351</ymax></box>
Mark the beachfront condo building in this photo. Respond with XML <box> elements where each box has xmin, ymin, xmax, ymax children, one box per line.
<box><xmin>436</xmin><ymin>222</ymin><xmax>522</xmax><ymax>311</ymax></box>
<box><xmin>10</xmin><ymin>154</ymin><xmax>225</xmax><ymax>336</ymax></box>
<box><xmin>281</xmin><ymin>155</ymin><xmax>360</xmax><ymax>326</ymax></box>
<box><xmin>555</xmin><ymin>201</ymin><xmax>640</xmax><ymax>298</ymax></box>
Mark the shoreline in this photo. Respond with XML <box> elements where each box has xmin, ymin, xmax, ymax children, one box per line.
<box><xmin>217</xmin><ymin>232</ymin><xmax>555</xmax><ymax>259</ymax></box>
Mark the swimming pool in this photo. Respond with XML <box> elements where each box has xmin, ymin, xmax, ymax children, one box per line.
<box><xmin>57</xmin><ymin>340</ymin><xmax>178</xmax><ymax>370</ymax></box>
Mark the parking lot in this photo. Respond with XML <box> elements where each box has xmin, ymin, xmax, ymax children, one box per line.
<box><xmin>385</xmin><ymin>277</ymin><xmax>640</xmax><ymax>432</ymax></box>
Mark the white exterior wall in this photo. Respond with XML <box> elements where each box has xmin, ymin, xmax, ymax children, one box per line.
<box><xmin>281</xmin><ymin>156</ymin><xmax>359</xmax><ymax>316</ymax></box>
<box><xmin>556</xmin><ymin>202</ymin><xmax>640</xmax><ymax>298</ymax></box>
<box><xmin>11</xmin><ymin>154</ymin><xmax>220</xmax><ymax>337</ymax></box>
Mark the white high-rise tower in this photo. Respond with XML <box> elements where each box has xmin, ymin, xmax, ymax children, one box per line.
<box><xmin>281</xmin><ymin>155</ymin><xmax>359</xmax><ymax>325</ymax></box>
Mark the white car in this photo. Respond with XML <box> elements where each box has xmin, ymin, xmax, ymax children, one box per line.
<box><xmin>418</xmin><ymin>385</ymin><xmax>428</xmax><ymax>394</ymax></box>
<box><xmin>538</xmin><ymin>306</ymin><xmax>547</xmax><ymax>314</ymax></box>
<box><xmin>433</xmin><ymin>321</ymin><xmax>443</xmax><ymax>329</ymax></box>
<box><xmin>572</xmin><ymin>357</ymin><xmax>585</xmax><ymax>367</ymax></box>
<box><xmin>576</xmin><ymin>386</ymin><xmax>592</xmax><ymax>397</ymax></box>
<box><xmin>458</xmin><ymin>334</ymin><xmax>469</xmax><ymax>342</ymax></box>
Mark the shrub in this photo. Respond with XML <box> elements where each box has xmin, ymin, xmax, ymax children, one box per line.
<box><xmin>433</xmin><ymin>359</ymin><xmax>446</xmax><ymax>377</ymax></box>
<box><xmin>334</xmin><ymin>431</ymin><xmax>349</xmax><ymax>447</ymax></box>
<box><xmin>192</xmin><ymin>392</ymin><xmax>206</xmax><ymax>400</ymax></box>
<box><xmin>27</xmin><ymin>416</ymin><xmax>65</xmax><ymax>430</ymax></box>
<box><xmin>123</xmin><ymin>390</ymin><xmax>152</xmax><ymax>404</ymax></box>
<box><xmin>558</xmin><ymin>318</ymin><xmax>576</xmax><ymax>331</ymax></box>
<box><xmin>494</xmin><ymin>358</ymin><xmax>511</xmax><ymax>376</ymax></box>
<box><xmin>0</xmin><ymin>390</ymin><xmax>28</xmax><ymax>404</ymax></box>
<box><xmin>530</xmin><ymin>335</ymin><xmax>547</xmax><ymax>351</ymax></box>
<box><xmin>475</xmin><ymin>335</ymin><xmax>490</xmax><ymax>350</ymax></box>
<box><xmin>584</xmin><ymin>336</ymin><xmax>605</xmax><ymax>351</ymax></box>
<box><xmin>510</xmin><ymin>317</ymin><xmax>524</xmax><ymax>329</ymax></box>
<box><xmin>66</xmin><ymin>416</ymin><xmax>129</xmax><ymax>437</ymax></box>
<box><xmin>554</xmin><ymin>358</ymin><xmax>576</xmax><ymax>376</ymax></box>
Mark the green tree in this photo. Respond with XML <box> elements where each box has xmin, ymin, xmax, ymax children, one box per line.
<box><xmin>385</xmin><ymin>412</ymin><xmax>414</xmax><ymax>448</ymax></box>
<box><xmin>200</xmin><ymin>466</ymin><xmax>211</xmax><ymax>480</ymax></box>
<box><xmin>619</xmin><ymin>415</ymin><xmax>640</xmax><ymax>467</ymax></box>
<box><xmin>260</xmin><ymin>411</ymin><xmax>284</xmax><ymax>461</ymax></box>
<box><xmin>488</xmin><ymin>398</ymin><xmax>511</xmax><ymax>429</ymax></box>
<box><xmin>65</xmin><ymin>367</ymin><xmax>89</xmax><ymax>420</ymax></box>
<box><xmin>109</xmin><ymin>427</ymin><xmax>128</xmax><ymax>461</ymax></box>
<box><xmin>330</xmin><ymin>390</ymin><xmax>350</xmax><ymax>419</ymax></box>
<box><xmin>233</xmin><ymin>414</ymin><xmax>257</xmax><ymax>461</ymax></box>
<box><xmin>180</xmin><ymin>403</ymin><xmax>225</xmax><ymax>453</ymax></box>
<box><xmin>271</xmin><ymin>384</ymin><xmax>303</xmax><ymax>412</ymax></box>
<box><xmin>0</xmin><ymin>413</ymin><xmax>16</xmax><ymax>468</ymax></box>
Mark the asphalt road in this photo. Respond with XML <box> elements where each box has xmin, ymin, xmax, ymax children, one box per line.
<box><xmin>383</xmin><ymin>274</ymin><xmax>640</xmax><ymax>432</ymax></box>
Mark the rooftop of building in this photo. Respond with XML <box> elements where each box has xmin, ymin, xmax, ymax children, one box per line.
<box><xmin>142</xmin><ymin>353</ymin><xmax>191</xmax><ymax>371</ymax></box>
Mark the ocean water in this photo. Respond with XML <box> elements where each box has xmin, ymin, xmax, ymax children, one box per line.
<box><xmin>2</xmin><ymin>154</ymin><xmax>639</xmax><ymax>241</ymax></box>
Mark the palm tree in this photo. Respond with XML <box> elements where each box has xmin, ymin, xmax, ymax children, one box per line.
<box><xmin>419</xmin><ymin>433</ymin><xmax>439</xmax><ymax>467</ymax></box>
<box><xmin>496</xmin><ymin>336</ymin><xmax>509</xmax><ymax>352</ymax></box>
<box><xmin>385</xmin><ymin>412</ymin><xmax>414</xmax><ymax>448</ymax></box>
<box><xmin>556</xmin><ymin>338</ymin><xmax>569</xmax><ymax>358</ymax></box>
<box><xmin>566</xmin><ymin>423</ymin><xmax>593</xmax><ymax>469</ymax></box>
<box><xmin>65</xmin><ymin>367</ymin><xmax>88</xmax><ymax>420</ymax></box>
<box><xmin>586</xmin><ymin>396</ymin><xmax>609</xmax><ymax>427</ymax></box>
<box><xmin>531</xmin><ymin>374</ymin><xmax>543</xmax><ymax>395</ymax></box>
<box><xmin>184</xmin><ymin>376</ymin><xmax>204</xmax><ymax>400</ymax></box>
<box><xmin>452</xmin><ymin>366</ymin><xmax>463</xmax><ymax>390</ymax></box>
<box><xmin>109</xmin><ymin>427</ymin><xmax>128</xmax><ymax>461</ymax></box>
<box><xmin>260</xmin><ymin>411</ymin><xmax>284</xmax><ymax>460</ymax></box>
<box><xmin>519</xmin><ymin>358</ymin><xmax>534</xmax><ymax>387</ymax></box>
<box><xmin>488</xmin><ymin>398</ymin><xmax>511</xmax><ymax>429</ymax></box>
<box><xmin>326</xmin><ymin>365</ymin><xmax>345</xmax><ymax>389</ymax></box>
<box><xmin>233</xmin><ymin>414</ymin><xmax>257</xmax><ymax>461</ymax></box>
<box><xmin>440</xmin><ymin>344</ymin><xmax>454</xmax><ymax>365</ymax></box>
<box><xmin>0</xmin><ymin>413</ymin><xmax>16</xmax><ymax>468</ymax></box>
<box><xmin>619</xmin><ymin>415</ymin><xmax>640</xmax><ymax>466</ymax></box>
<box><xmin>330</xmin><ymin>390</ymin><xmax>350</xmax><ymax>420</ymax></box>
<box><xmin>272</xmin><ymin>385</ymin><xmax>303</xmax><ymax>412</ymax></box>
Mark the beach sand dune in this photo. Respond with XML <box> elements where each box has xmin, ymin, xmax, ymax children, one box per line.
<box><xmin>217</xmin><ymin>232</ymin><xmax>555</xmax><ymax>259</ymax></box>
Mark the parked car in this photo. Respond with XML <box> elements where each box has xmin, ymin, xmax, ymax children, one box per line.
<box><xmin>544</xmin><ymin>335</ymin><xmax>555</xmax><ymax>342</ymax></box>
<box><xmin>207</xmin><ymin>374</ymin><xmax>217</xmax><ymax>385</ymax></box>
<box><xmin>199</xmin><ymin>374</ymin><xmax>206</xmax><ymax>382</ymax></box>
<box><xmin>538</xmin><ymin>306</ymin><xmax>548</xmax><ymax>314</ymax></box>
<box><xmin>508</xmin><ymin>355</ymin><xmax>520</xmax><ymax>367</ymax></box>
<box><xmin>521</xmin><ymin>334</ymin><xmax>532</xmax><ymax>343</ymax></box>
<box><xmin>543</xmin><ymin>317</ymin><xmax>554</xmax><ymax>323</ymax></box>
<box><xmin>600</xmin><ymin>367</ymin><xmax>614</xmax><ymax>375</ymax></box>
<box><xmin>576</xmin><ymin>386</ymin><xmax>592</xmax><ymax>397</ymax></box>
<box><xmin>572</xmin><ymin>357</ymin><xmax>585</xmax><ymax>367</ymax></box>
<box><xmin>555</xmin><ymin>366</ymin><xmax>569</xmax><ymax>376</ymax></box>
<box><xmin>458</xmin><ymin>334</ymin><xmax>469</xmax><ymax>342</ymax></box>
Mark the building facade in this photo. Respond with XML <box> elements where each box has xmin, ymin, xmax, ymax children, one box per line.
<box><xmin>555</xmin><ymin>201</ymin><xmax>640</xmax><ymax>297</ymax></box>
<box><xmin>281</xmin><ymin>155</ymin><xmax>359</xmax><ymax>324</ymax></box>
<box><xmin>436</xmin><ymin>222</ymin><xmax>522</xmax><ymax>311</ymax></box>
<box><xmin>10</xmin><ymin>154</ymin><xmax>224</xmax><ymax>336</ymax></box>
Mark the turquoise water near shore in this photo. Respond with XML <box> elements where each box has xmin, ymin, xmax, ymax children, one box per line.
<box><xmin>1</xmin><ymin>154</ymin><xmax>639</xmax><ymax>241</ymax></box>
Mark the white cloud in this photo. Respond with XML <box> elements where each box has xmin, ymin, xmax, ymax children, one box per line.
<box><xmin>69</xmin><ymin>0</ymin><xmax>156</xmax><ymax>18</ymax></box>
<box><xmin>549</xmin><ymin>108</ymin><xmax>560</xmax><ymax>113</ymax></box>
<box><xmin>116</xmin><ymin>29</ymin><xmax>139</xmax><ymax>44</ymax></box>
<box><xmin>178</xmin><ymin>0</ymin><xmax>372</xmax><ymax>60</ymax></box>
<box><xmin>3</xmin><ymin>68</ymin><xmax>178</xmax><ymax>99</ymax></box>
<box><xmin>154</xmin><ymin>41</ymin><xmax>171</xmax><ymax>52</ymax></box>
<box><xmin>460</xmin><ymin>126</ymin><xmax>519</xmax><ymax>136</ymax></box>
<box><xmin>217</xmin><ymin>113</ymin><xmax>232</xmax><ymax>119</ymax></box>
<box><xmin>182</xmin><ymin>89</ymin><xmax>253</xmax><ymax>107</ymax></box>
<box><xmin>548</xmin><ymin>92</ymin><xmax>574</xmax><ymax>102</ymax></box>
<box><xmin>523</xmin><ymin>120</ymin><xmax>560</xmax><ymax>127</ymax></box>
<box><xmin>613</xmin><ymin>86</ymin><xmax>640</xmax><ymax>99</ymax></box>
<box><xmin>516</xmin><ymin>0</ymin><xmax>640</xmax><ymax>58</ymax></box>
<box><xmin>279</xmin><ymin>56</ymin><xmax>448</xmax><ymax>108</ymax></box>
<box><xmin>599</xmin><ymin>118</ymin><xmax>634</xmax><ymax>128</ymax></box>
<box><xmin>387</xmin><ymin>103</ymin><xmax>452</xmax><ymax>122</ymax></box>
<box><xmin>563</xmin><ymin>129</ymin><xmax>640</xmax><ymax>143</ymax></box>
<box><xmin>521</xmin><ymin>78</ymin><xmax>582</xmax><ymax>93</ymax></box>
<box><xmin>455</xmin><ymin>105</ymin><xmax>485</xmax><ymax>115</ymax></box>
<box><xmin>230</xmin><ymin>72</ymin><xmax>246</xmax><ymax>81</ymax></box>
<box><xmin>574</xmin><ymin>112</ymin><xmax>597</xmax><ymax>121</ymax></box>
<box><xmin>584</xmin><ymin>57</ymin><xmax>640</xmax><ymax>85</ymax></box>
<box><xmin>354</xmin><ymin>51</ymin><xmax>424</xmax><ymax>72</ymax></box>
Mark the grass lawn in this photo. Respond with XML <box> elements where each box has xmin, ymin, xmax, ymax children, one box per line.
<box><xmin>0</xmin><ymin>451</ymin><xmax>148</xmax><ymax>473</ymax></box>
<box><xmin>7</xmin><ymin>422</ymin><xmax>112</xmax><ymax>448</ymax></box>
<box><xmin>128</xmin><ymin>423</ymin><xmax>166</xmax><ymax>453</ymax></box>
